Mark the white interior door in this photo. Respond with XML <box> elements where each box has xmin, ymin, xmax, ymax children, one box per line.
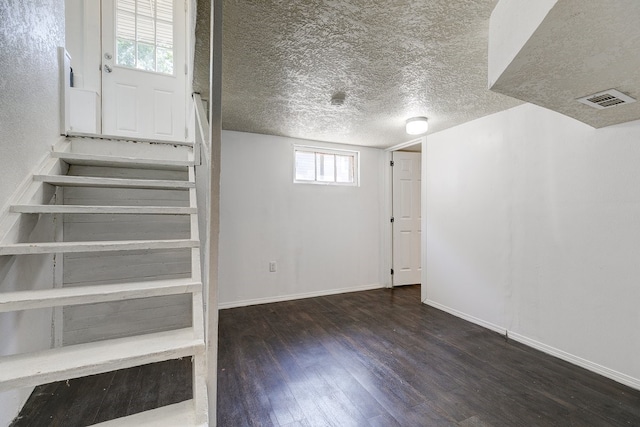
<box><xmin>392</xmin><ymin>151</ymin><xmax>422</xmax><ymax>286</ymax></box>
<box><xmin>101</xmin><ymin>0</ymin><xmax>186</xmax><ymax>141</ymax></box>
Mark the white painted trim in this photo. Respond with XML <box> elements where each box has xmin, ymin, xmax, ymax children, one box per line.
<box><xmin>93</xmin><ymin>400</ymin><xmax>199</xmax><ymax>427</ymax></box>
<box><xmin>65</xmin><ymin>132</ymin><xmax>195</xmax><ymax>147</ymax></box>
<box><xmin>58</xmin><ymin>47</ymin><xmax>71</xmax><ymax>135</ymax></box>
<box><xmin>52</xmin><ymin>152</ymin><xmax>193</xmax><ymax>170</ymax></box>
<box><xmin>11</xmin><ymin>205</ymin><xmax>196</xmax><ymax>215</ymax></box>
<box><xmin>219</xmin><ymin>284</ymin><xmax>385</xmax><ymax>310</ymax></box>
<box><xmin>420</xmin><ymin>137</ymin><xmax>428</xmax><ymax>303</ymax></box>
<box><xmin>424</xmin><ymin>300</ymin><xmax>640</xmax><ymax>391</ymax></box>
<box><xmin>35</xmin><ymin>175</ymin><xmax>194</xmax><ymax>190</ymax></box>
<box><xmin>385</xmin><ymin>136</ymin><xmax>426</xmax><ymax>152</ymax></box>
<box><xmin>507</xmin><ymin>332</ymin><xmax>640</xmax><ymax>391</ymax></box>
<box><xmin>0</xmin><ymin>279</ymin><xmax>201</xmax><ymax>313</ymax></box>
<box><xmin>0</xmin><ymin>239</ymin><xmax>199</xmax><ymax>256</ymax></box>
<box><xmin>381</xmin><ymin>150</ymin><xmax>393</xmax><ymax>288</ymax></box>
<box><xmin>0</xmin><ymin>328</ymin><xmax>203</xmax><ymax>392</ymax></box>
<box><xmin>424</xmin><ymin>299</ymin><xmax>507</xmax><ymax>335</ymax></box>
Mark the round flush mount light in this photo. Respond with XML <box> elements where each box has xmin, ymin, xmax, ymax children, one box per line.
<box><xmin>405</xmin><ymin>117</ymin><xmax>429</xmax><ymax>135</ymax></box>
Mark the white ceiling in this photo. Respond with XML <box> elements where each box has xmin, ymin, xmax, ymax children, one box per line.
<box><xmin>490</xmin><ymin>0</ymin><xmax>640</xmax><ymax>129</ymax></box>
<box><xmin>221</xmin><ymin>0</ymin><xmax>522</xmax><ymax>149</ymax></box>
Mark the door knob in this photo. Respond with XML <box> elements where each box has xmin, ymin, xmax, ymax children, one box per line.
<box><xmin>104</xmin><ymin>64</ymin><xmax>113</xmax><ymax>73</ymax></box>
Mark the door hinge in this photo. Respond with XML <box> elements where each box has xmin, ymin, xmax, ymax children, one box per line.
<box><xmin>391</xmin><ymin>268</ymin><xmax>394</xmax><ymax>275</ymax></box>
<box><xmin>390</xmin><ymin>160</ymin><xmax>395</xmax><ymax>167</ymax></box>
<box><xmin>390</xmin><ymin>217</ymin><xmax>394</xmax><ymax>223</ymax></box>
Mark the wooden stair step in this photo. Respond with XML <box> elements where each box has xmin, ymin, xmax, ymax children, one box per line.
<box><xmin>34</xmin><ymin>175</ymin><xmax>194</xmax><ymax>190</ymax></box>
<box><xmin>0</xmin><ymin>278</ymin><xmax>201</xmax><ymax>313</ymax></box>
<box><xmin>0</xmin><ymin>328</ymin><xmax>204</xmax><ymax>392</ymax></box>
<box><xmin>0</xmin><ymin>239</ymin><xmax>199</xmax><ymax>256</ymax></box>
<box><xmin>11</xmin><ymin>205</ymin><xmax>196</xmax><ymax>215</ymax></box>
<box><xmin>93</xmin><ymin>400</ymin><xmax>201</xmax><ymax>427</ymax></box>
<box><xmin>53</xmin><ymin>152</ymin><xmax>193</xmax><ymax>170</ymax></box>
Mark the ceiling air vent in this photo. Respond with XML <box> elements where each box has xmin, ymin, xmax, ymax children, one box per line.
<box><xmin>577</xmin><ymin>89</ymin><xmax>637</xmax><ymax>110</ymax></box>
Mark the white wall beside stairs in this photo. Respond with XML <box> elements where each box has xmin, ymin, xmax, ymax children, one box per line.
<box><xmin>0</xmin><ymin>0</ymin><xmax>65</xmax><ymax>422</ymax></box>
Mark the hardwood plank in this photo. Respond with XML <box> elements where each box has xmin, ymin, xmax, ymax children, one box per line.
<box><xmin>216</xmin><ymin>285</ymin><xmax>640</xmax><ymax>426</ymax></box>
<box><xmin>92</xmin><ymin>365</ymin><xmax>141</xmax><ymax>423</ymax></box>
<box><xmin>13</xmin><ymin>285</ymin><xmax>640</xmax><ymax>426</ymax></box>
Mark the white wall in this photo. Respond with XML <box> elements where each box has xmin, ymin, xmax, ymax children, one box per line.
<box><xmin>219</xmin><ymin>131</ymin><xmax>385</xmax><ymax>307</ymax></box>
<box><xmin>0</xmin><ymin>0</ymin><xmax>65</xmax><ymax>423</ymax></box>
<box><xmin>426</xmin><ymin>103</ymin><xmax>640</xmax><ymax>389</ymax></box>
<box><xmin>64</xmin><ymin>0</ymin><xmax>101</xmax><ymax>92</ymax></box>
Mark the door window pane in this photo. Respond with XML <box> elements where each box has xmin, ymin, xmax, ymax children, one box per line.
<box><xmin>115</xmin><ymin>0</ymin><xmax>174</xmax><ymax>74</ymax></box>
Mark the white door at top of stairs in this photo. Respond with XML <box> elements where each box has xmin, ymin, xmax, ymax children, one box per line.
<box><xmin>101</xmin><ymin>0</ymin><xmax>187</xmax><ymax>141</ymax></box>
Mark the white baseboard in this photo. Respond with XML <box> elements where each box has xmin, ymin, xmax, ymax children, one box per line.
<box><xmin>424</xmin><ymin>299</ymin><xmax>640</xmax><ymax>391</ymax></box>
<box><xmin>218</xmin><ymin>283</ymin><xmax>385</xmax><ymax>310</ymax></box>
<box><xmin>508</xmin><ymin>332</ymin><xmax>640</xmax><ymax>391</ymax></box>
<box><xmin>424</xmin><ymin>299</ymin><xmax>506</xmax><ymax>335</ymax></box>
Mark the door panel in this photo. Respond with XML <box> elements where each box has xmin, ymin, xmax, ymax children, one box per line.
<box><xmin>392</xmin><ymin>151</ymin><xmax>422</xmax><ymax>286</ymax></box>
<box><xmin>101</xmin><ymin>0</ymin><xmax>186</xmax><ymax>141</ymax></box>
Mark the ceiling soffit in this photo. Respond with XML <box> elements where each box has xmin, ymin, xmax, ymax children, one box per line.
<box><xmin>489</xmin><ymin>0</ymin><xmax>640</xmax><ymax>129</ymax></box>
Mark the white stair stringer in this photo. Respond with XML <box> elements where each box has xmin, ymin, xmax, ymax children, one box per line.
<box><xmin>0</xmin><ymin>136</ymin><xmax>209</xmax><ymax>425</ymax></box>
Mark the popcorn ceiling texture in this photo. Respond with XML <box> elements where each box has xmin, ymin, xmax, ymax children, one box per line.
<box><xmin>490</xmin><ymin>0</ymin><xmax>640</xmax><ymax>129</ymax></box>
<box><xmin>193</xmin><ymin>0</ymin><xmax>211</xmax><ymax>99</ymax></box>
<box><xmin>221</xmin><ymin>0</ymin><xmax>521</xmax><ymax>148</ymax></box>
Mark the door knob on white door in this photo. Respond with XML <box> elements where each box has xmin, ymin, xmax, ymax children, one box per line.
<box><xmin>104</xmin><ymin>64</ymin><xmax>112</xmax><ymax>73</ymax></box>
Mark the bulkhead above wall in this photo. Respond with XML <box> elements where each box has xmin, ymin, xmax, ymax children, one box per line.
<box><xmin>488</xmin><ymin>0</ymin><xmax>640</xmax><ymax>129</ymax></box>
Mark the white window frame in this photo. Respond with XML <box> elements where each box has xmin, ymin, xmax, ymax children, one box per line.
<box><xmin>293</xmin><ymin>145</ymin><xmax>360</xmax><ymax>187</ymax></box>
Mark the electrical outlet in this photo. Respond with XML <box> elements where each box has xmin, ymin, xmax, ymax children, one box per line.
<box><xmin>269</xmin><ymin>261</ymin><xmax>277</xmax><ymax>272</ymax></box>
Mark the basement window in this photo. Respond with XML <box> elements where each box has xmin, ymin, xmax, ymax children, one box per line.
<box><xmin>294</xmin><ymin>146</ymin><xmax>359</xmax><ymax>186</ymax></box>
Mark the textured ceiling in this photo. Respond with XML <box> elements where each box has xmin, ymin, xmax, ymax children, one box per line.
<box><xmin>490</xmin><ymin>0</ymin><xmax>640</xmax><ymax>129</ymax></box>
<box><xmin>221</xmin><ymin>0</ymin><xmax>521</xmax><ymax>148</ymax></box>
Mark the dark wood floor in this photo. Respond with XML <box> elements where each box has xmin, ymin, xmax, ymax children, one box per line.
<box><xmin>218</xmin><ymin>285</ymin><xmax>640</xmax><ymax>426</ymax></box>
<box><xmin>12</xmin><ymin>285</ymin><xmax>640</xmax><ymax>426</ymax></box>
<box><xmin>10</xmin><ymin>358</ymin><xmax>192</xmax><ymax>426</ymax></box>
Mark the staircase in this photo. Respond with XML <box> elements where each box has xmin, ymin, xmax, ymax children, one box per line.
<box><xmin>0</xmin><ymin>136</ymin><xmax>208</xmax><ymax>425</ymax></box>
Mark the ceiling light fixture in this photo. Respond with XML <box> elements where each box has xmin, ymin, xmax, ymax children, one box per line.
<box><xmin>405</xmin><ymin>117</ymin><xmax>429</xmax><ymax>135</ymax></box>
